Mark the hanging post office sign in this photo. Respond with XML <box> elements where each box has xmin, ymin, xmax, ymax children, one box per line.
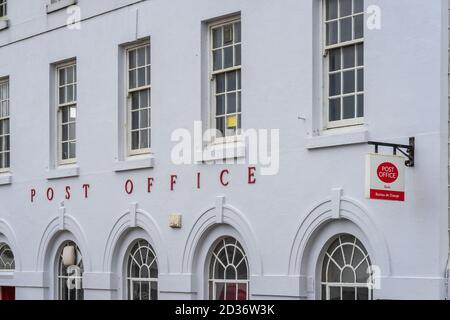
<box><xmin>365</xmin><ymin>153</ymin><xmax>405</xmax><ymax>201</ymax></box>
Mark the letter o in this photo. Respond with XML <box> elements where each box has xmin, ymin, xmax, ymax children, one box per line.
<box><xmin>125</xmin><ymin>179</ymin><xmax>134</xmax><ymax>195</ymax></box>
<box><xmin>47</xmin><ymin>187</ymin><xmax>54</xmax><ymax>201</ymax></box>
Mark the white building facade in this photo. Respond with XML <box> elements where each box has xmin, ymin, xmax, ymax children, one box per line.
<box><xmin>0</xmin><ymin>0</ymin><xmax>449</xmax><ymax>300</ymax></box>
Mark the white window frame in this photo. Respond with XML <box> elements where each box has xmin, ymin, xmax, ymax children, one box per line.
<box><xmin>208</xmin><ymin>238</ymin><xmax>249</xmax><ymax>300</ymax></box>
<box><xmin>56</xmin><ymin>61</ymin><xmax>77</xmax><ymax>166</ymax></box>
<box><xmin>323</xmin><ymin>0</ymin><xmax>364</xmax><ymax>129</ymax></box>
<box><xmin>321</xmin><ymin>235</ymin><xmax>373</xmax><ymax>300</ymax></box>
<box><xmin>126</xmin><ymin>240</ymin><xmax>158</xmax><ymax>300</ymax></box>
<box><xmin>0</xmin><ymin>78</ymin><xmax>9</xmax><ymax>173</ymax></box>
<box><xmin>0</xmin><ymin>242</ymin><xmax>14</xmax><ymax>272</ymax></box>
<box><xmin>125</xmin><ymin>41</ymin><xmax>152</xmax><ymax>157</ymax></box>
<box><xmin>208</xmin><ymin>17</ymin><xmax>242</xmax><ymax>145</ymax></box>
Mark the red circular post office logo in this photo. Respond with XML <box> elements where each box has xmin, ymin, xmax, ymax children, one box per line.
<box><xmin>377</xmin><ymin>162</ymin><xmax>398</xmax><ymax>184</ymax></box>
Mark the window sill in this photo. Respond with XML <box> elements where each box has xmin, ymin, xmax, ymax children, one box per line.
<box><xmin>0</xmin><ymin>271</ymin><xmax>14</xmax><ymax>279</ymax></box>
<box><xmin>114</xmin><ymin>156</ymin><xmax>154</xmax><ymax>172</ymax></box>
<box><xmin>46</xmin><ymin>0</ymin><xmax>77</xmax><ymax>14</ymax></box>
<box><xmin>0</xmin><ymin>18</ymin><xmax>9</xmax><ymax>31</ymax></box>
<box><xmin>46</xmin><ymin>165</ymin><xmax>80</xmax><ymax>180</ymax></box>
<box><xmin>306</xmin><ymin>127</ymin><xmax>369</xmax><ymax>150</ymax></box>
<box><xmin>0</xmin><ymin>173</ymin><xmax>12</xmax><ymax>186</ymax></box>
<box><xmin>199</xmin><ymin>141</ymin><xmax>246</xmax><ymax>162</ymax></box>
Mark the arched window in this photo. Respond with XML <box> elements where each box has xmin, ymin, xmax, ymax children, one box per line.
<box><xmin>0</xmin><ymin>243</ymin><xmax>15</xmax><ymax>271</ymax></box>
<box><xmin>321</xmin><ymin>234</ymin><xmax>373</xmax><ymax>300</ymax></box>
<box><xmin>208</xmin><ymin>237</ymin><xmax>249</xmax><ymax>300</ymax></box>
<box><xmin>127</xmin><ymin>240</ymin><xmax>158</xmax><ymax>300</ymax></box>
<box><xmin>57</xmin><ymin>241</ymin><xmax>84</xmax><ymax>300</ymax></box>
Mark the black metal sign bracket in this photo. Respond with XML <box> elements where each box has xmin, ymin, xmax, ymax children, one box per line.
<box><xmin>368</xmin><ymin>137</ymin><xmax>415</xmax><ymax>167</ymax></box>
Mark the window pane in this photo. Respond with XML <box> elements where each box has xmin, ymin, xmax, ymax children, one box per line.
<box><xmin>357</xmin><ymin>94</ymin><xmax>364</xmax><ymax>117</ymax></box>
<box><xmin>137</xmin><ymin>47</ymin><xmax>146</xmax><ymax>67</ymax></box>
<box><xmin>227</xmin><ymin>93</ymin><xmax>237</xmax><ymax>113</ymax></box>
<box><xmin>62</xmin><ymin>124</ymin><xmax>68</xmax><ymax>141</ymax></box>
<box><xmin>216</xmin><ymin>95</ymin><xmax>225</xmax><ymax>116</ymax></box>
<box><xmin>234</xmin><ymin>22</ymin><xmax>241</xmax><ymax>43</ymax></box>
<box><xmin>329</xmin><ymin>98</ymin><xmax>341</xmax><ymax>121</ymax></box>
<box><xmin>223</xmin><ymin>46</ymin><xmax>234</xmax><ymax>69</ymax></box>
<box><xmin>227</xmin><ymin>71</ymin><xmax>236</xmax><ymax>91</ymax></box>
<box><xmin>329</xmin><ymin>73</ymin><xmax>341</xmax><ymax>96</ymax></box>
<box><xmin>213</xmin><ymin>27</ymin><xmax>222</xmax><ymax>49</ymax></box>
<box><xmin>140</xmin><ymin>130</ymin><xmax>149</xmax><ymax>149</ymax></box>
<box><xmin>356</xmin><ymin>287</ymin><xmax>369</xmax><ymax>300</ymax></box>
<box><xmin>140</xmin><ymin>109</ymin><xmax>149</xmax><ymax>128</ymax></box>
<box><xmin>146</xmin><ymin>45</ymin><xmax>151</xmax><ymax>65</ymax></box>
<box><xmin>216</xmin><ymin>74</ymin><xmax>225</xmax><ymax>93</ymax></box>
<box><xmin>131</xmin><ymin>111</ymin><xmax>139</xmax><ymax>130</ymax></box>
<box><xmin>237</xmin><ymin>70</ymin><xmax>241</xmax><ymax>89</ymax></box>
<box><xmin>129</xmin><ymin>50</ymin><xmax>136</xmax><ymax>69</ymax></box>
<box><xmin>62</xmin><ymin>143</ymin><xmax>69</xmax><ymax>160</ymax></box>
<box><xmin>343</xmin><ymin>70</ymin><xmax>355</xmax><ymax>94</ymax></box>
<box><xmin>67</xmin><ymin>66</ymin><xmax>74</xmax><ymax>84</ymax></box>
<box><xmin>343</xmin><ymin>46</ymin><xmax>355</xmax><ymax>68</ymax></box>
<box><xmin>329</xmin><ymin>287</ymin><xmax>341</xmax><ymax>300</ymax></box>
<box><xmin>216</xmin><ymin>117</ymin><xmax>225</xmax><ymax>136</ymax></box>
<box><xmin>129</xmin><ymin>70</ymin><xmax>136</xmax><ymax>89</ymax></box>
<box><xmin>62</xmin><ymin>107</ymin><xmax>69</xmax><ymax>123</ymax></box>
<box><xmin>4</xmin><ymin>136</ymin><xmax>9</xmax><ymax>151</ymax></box>
<box><xmin>69</xmin><ymin>142</ymin><xmax>76</xmax><ymax>159</ymax></box>
<box><xmin>69</xmin><ymin>107</ymin><xmax>76</xmax><ymax>122</ymax></box>
<box><xmin>67</xmin><ymin>85</ymin><xmax>74</xmax><ymax>103</ymax></box>
<box><xmin>343</xmin><ymin>95</ymin><xmax>355</xmax><ymax>119</ymax></box>
<box><xmin>237</xmin><ymin>283</ymin><xmax>247</xmax><ymax>300</ymax></box>
<box><xmin>59</xmin><ymin>87</ymin><xmax>66</xmax><ymax>104</ymax></box>
<box><xmin>329</xmin><ymin>48</ymin><xmax>341</xmax><ymax>71</ymax></box>
<box><xmin>140</xmin><ymin>90</ymin><xmax>149</xmax><ymax>108</ymax></box>
<box><xmin>150</xmin><ymin>282</ymin><xmax>158</xmax><ymax>300</ymax></box>
<box><xmin>326</xmin><ymin>21</ymin><xmax>338</xmax><ymax>45</ymax></box>
<box><xmin>4</xmin><ymin>152</ymin><xmax>9</xmax><ymax>168</ymax></box>
<box><xmin>340</xmin><ymin>18</ymin><xmax>352</xmax><ymax>42</ymax></box>
<box><xmin>131</xmin><ymin>131</ymin><xmax>139</xmax><ymax>150</ymax></box>
<box><xmin>354</xmin><ymin>0</ymin><xmax>364</xmax><ymax>13</ymax></box>
<box><xmin>223</xmin><ymin>24</ymin><xmax>233</xmax><ymax>44</ymax></box>
<box><xmin>234</xmin><ymin>44</ymin><xmax>241</xmax><ymax>66</ymax></box>
<box><xmin>131</xmin><ymin>92</ymin><xmax>139</xmax><ymax>110</ymax></box>
<box><xmin>354</xmin><ymin>15</ymin><xmax>364</xmax><ymax>39</ymax></box>
<box><xmin>326</xmin><ymin>0</ymin><xmax>338</xmax><ymax>20</ymax></box>
<box><xmin>237</xmin><ymin>92</ymin><xmax>241</xmax><ymax>112</ymax></box>
<box><xmin>342</xmin><ymin>287</ymin><xmax>356</xmax><ymax>300</ymax></box>
<box><xmin>138</xmin><ymin>67</ymin><xmax>146</xmax><ymax>87</ymax></box>
<box><xmin>340</xmin><ymin>0</ymin><xmax>352</xmax><ymax>17</ymax></box>
<box><xmin>146</xmin><ymin>66</ymin><xmax>151</xmax><ymax>86</ymax></box>
<box><xmin>356</xmin><ymin>43</ymin><xmax>364</xmax><ymax>66</ymax></box>
<box><xmin>213</xmin><ymin>50</ymin><xmax>222</xmax><ymax>71</ymax></box>
<box><xmin>69</xmin><ymin>123</ymin><xmax>76</xmax><ymax>140</ymax></box>
<box><xmin>59</xmin><ymin>68</ymin><xmax>66</xmax><ymax>86</ymax></box>
<box><xmin>215</xmin><ymin>283</ymin><xmax>225</xmax><ymax>300</ymax></box>
<box><xmin>357</xmin><ymin>69</ymin><xmax>364</xmax><ymax>92</ymax></box>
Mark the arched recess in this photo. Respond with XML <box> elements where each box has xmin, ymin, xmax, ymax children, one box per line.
<box><xmin>182</xmin><ymin>197</ymin><xmax>262</xmax><ymax>299</ymax></box>
<box><xmin>103</xmin><ymin>205</ymin><xmax>168</xmax><ymax>278</ymax></box>
<box><xmin>0</xmin><ymin>218</ymin><xmax>21</xmax><ymax>271</ymax></box>
<box><xmin>288</xmin><ymin>194</ymin><xmax>391</xmax><ymax>296</ymax></box>
<box><xmin>36</xmin><ymin>214</ymin><xmax>91</xmax><ymax>273</ymax></box>
<box><xmin>36</xmin><ymin>214</ymin><xmax>90</xmax><ymax>300</ymax></box>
